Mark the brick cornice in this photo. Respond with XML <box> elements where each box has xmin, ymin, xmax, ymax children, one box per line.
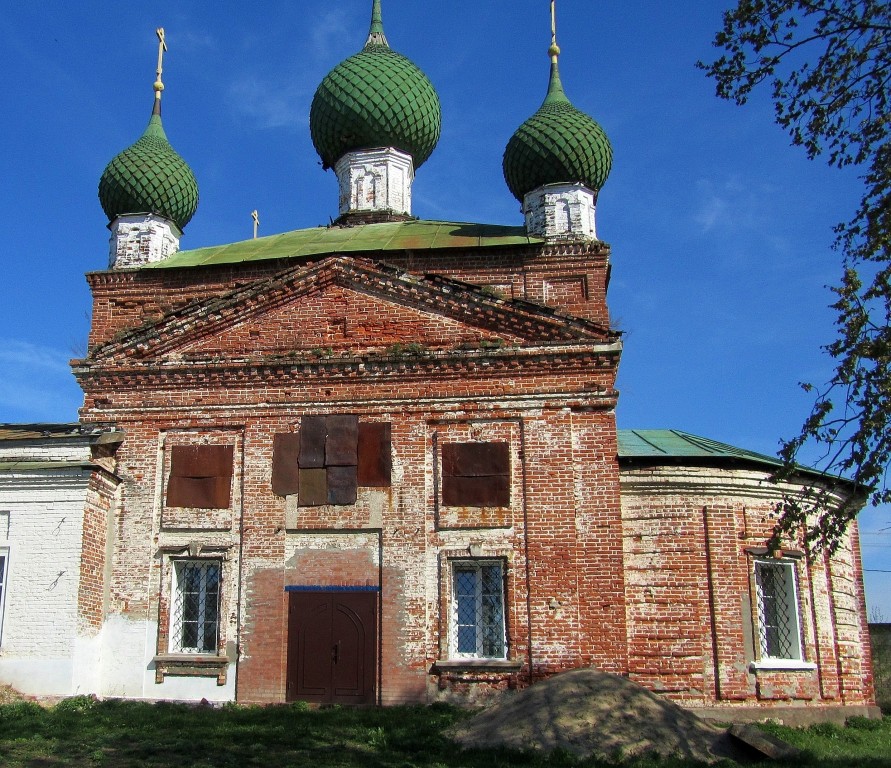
<box><xmin>74</xmin><ymin>343</ymin><xmax>620</xmax><ymax>390</ymax></box>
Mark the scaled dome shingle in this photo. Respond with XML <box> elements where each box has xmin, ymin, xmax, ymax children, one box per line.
<box><xmin>503</xmin><ymin>63</ymin><xmax>612</xmax><ymax>202</ymax></box>
<box><xmin>98</xmin><ymin>113</ymin><xmax>199</xmax><ymax>230</ymax></box>
<box><xmin>309</xmin><ymin>39</ymin><xmax>441</xmax><ymax>170</ymax></box>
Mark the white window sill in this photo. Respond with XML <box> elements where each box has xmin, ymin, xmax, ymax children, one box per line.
<box><xmin>749</xmin><ymin>659</ymin><xmax>817</xmax><ymax>672</ymax></box>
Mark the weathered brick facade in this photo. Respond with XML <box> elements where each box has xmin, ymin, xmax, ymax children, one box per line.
<box><xmin>620</xmin><ymin>462</ymin><xmax>875</xmax><ymax>717</ymax></box>
<box><xmin>66</xmin><ymin>230</ymin><xmax>876</xmax><ymax>717</ymax></box>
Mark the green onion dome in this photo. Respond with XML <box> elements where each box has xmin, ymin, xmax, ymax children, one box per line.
<box><xmin>98</xmin><ymin>105</ymin><xmax>199</xmax><ymax>230</ymax></box>
<box><xmin>503</xmin><ymin>57</ymin><xmax>612</xmax><ymax>202</ymax></box>
<box><xmin>309</xmin><ymin>0</ymin><xmax>441</xmax><ymax>170</ymax></box>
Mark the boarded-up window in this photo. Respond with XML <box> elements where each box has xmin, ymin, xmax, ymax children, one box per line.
<box><xmin>298</xmin><ymin>416</ymin><xmax>327</xmax><ymax>469</ymax></box>
<box><xmin>272</xmin><ymin>433</ymin><xmax>301</xmax><ymax>497</ymax></box>
<box><xmin>326</xmin><ymin>415</ymin><xmax>359</xmax><ymax>466</ymax></box>
<box><xmin>298</xmin><ymin>468</ymin><xmax>328</xmax><ymax>507</ymax></box>
<box><xmin>167</xmin><ymin>445</ymin><xmax>234</xmax><ymax>509</ymax></box>
<box><xmin>358</xmin><ymin>422</ymin><xmax>392</xmax><ymax>487</ymax></box>
<box><xmin>274</xmin><ymin>417</ymin><xmax>391</xmax><ymax>505</ymax></box>
<box><xmin>442</xmin><ymin>443</ymin><xmax>510</xmax><ymax>507</ymax></box>
<box><xmin>327</xmin><ymin>465</ymin><xmax>358</xmax><ymax>505</ymax></box>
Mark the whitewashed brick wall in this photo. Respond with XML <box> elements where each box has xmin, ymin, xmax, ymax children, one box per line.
<box><xmin>0</xmin><ymin>467</ymin><xmax>92</xmax><ymax>696</ymax></box>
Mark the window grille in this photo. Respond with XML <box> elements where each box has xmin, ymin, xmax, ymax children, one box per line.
<box><xmin>452</xmin><ymin>561</ymin><xmax>506</xmax><ymax>658</ymax></box>
<box><xmin>171</xmin><ymin>560</ymin><xmax>221</xmax><ymax>654</ymax></box>
<box><xmin>754</xmin><ymin>560</ymin><xmax>803</xmax><ymax>661</ymax></box>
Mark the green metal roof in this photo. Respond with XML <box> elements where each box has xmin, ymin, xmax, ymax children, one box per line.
<box><xmin>149</xmin><ymin>220</ymin><xmax>542</xmax><ymax>270</ymax></box>
<box><xmin>617</xmin><ymin>429</ymin><xmax>784</xmax><ymax>468</ymax></box>
<box><xmin>617</xmin><ymin>429</ymin><xmax>860</xmax><ymax>489</ymax></box>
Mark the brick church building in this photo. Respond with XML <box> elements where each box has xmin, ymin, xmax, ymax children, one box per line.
<box><xmin>2</xmin><ymin>1</ymin><xmax>875</xmax><ymax>719</ymax></box>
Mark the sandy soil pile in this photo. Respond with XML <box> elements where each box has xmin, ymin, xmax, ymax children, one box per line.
<box><xmin>448</xmin><ymin>668</ymin><xmax>748</xmax><ymax>764</ymax></box>
<box><xmin>0</xmin><ymin>685</ymin><xmax>27</xmax><ymax>705</ymax></box>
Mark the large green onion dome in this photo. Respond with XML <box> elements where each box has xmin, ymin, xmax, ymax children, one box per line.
<box><xmin>503</xmin><ymin>51</ymin><xmax>612</xmax><ymax>202</ymax></box>
<box><xmin>309</xmin><ymin>0</ymin><xmax>441</xmax><ymax>170</ymax></box>
<box><xmin>98</xmin><ymin>103</ymin><xmax>199</xmax><ymax>231</ymax></box>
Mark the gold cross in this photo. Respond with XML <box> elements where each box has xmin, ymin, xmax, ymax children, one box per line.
<box><xmin>252</xmin><ymin>210</ymin><xmax>260</xmax><ymax>239</ymax></box>
<box><xmin>154</xmin><ymin>28</ymin><xmax>167</xmax><ymax>96</ymax></box>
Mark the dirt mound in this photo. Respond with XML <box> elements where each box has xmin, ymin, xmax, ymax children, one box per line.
<box><xmin>0</xmin><ymin>685</ymin><xmax>27</xmax><ymax>705</ymax></box>
<box><xmin>448</xmin><ymin>668</ymin><xmax>746</xmax><ymax>764</ymax></box>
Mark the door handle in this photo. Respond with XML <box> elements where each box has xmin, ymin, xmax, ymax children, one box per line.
<box><xmin>332</xmin><ymin>642</ymin><xmax>339</xmax><ymax>664</ymax></box>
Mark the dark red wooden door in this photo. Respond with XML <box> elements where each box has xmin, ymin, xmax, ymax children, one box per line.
<box><xmin>286</xmin><ymin>591</ymin><xmax>377</xmax><ymax>705</ymax></box>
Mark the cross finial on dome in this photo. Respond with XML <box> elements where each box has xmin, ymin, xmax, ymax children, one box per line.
<box><xmin>549</xmin><ymin>0</ymin><xmax>560</xmax><ymax>61</ymax></box>
<box><xmin>153</xmin><ymin>28</ymin><xmax>167</xmax><ymax>116</ymax></box>
<box><xmin>366</xmin><ymin>0</ymin><xmax>389</xmax><ymax>48</ymax></box>
<box><xmin>544</xmin><ymin>1</ymin><xmax>568</xmax><ymax>105</ymax></box>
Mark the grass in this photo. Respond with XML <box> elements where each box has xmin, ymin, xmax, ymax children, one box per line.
<box><xmin>0</xmin><ymin>697</ymin><xmax>889</xmax><ymax>768</ymax></box>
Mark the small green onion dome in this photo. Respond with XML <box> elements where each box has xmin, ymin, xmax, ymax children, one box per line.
<box><xmin>309</xmin><ymin>1</ymin><xmax>441</xmax><ymax>170</ymax></box>
<box><xmin>98</xmin><ymin>105</ymin><xmax>199</xmax><ymax>230</ymax></box>
<box><xmin>503</xmin><ymin>58</ymin><xmax>612</xmax><ymax>202</ymax></box>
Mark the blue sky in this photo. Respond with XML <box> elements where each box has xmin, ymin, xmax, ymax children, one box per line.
<box><xmin>2</xmin><ymin>1</ymin><xmax>888</xmax><ymax>617</ymax></box>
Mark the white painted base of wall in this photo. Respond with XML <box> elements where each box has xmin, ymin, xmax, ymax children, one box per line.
<box><xmin>0</xmin><ymin>657</ymin><xmax>74</xmax><ymax>697</ymax></box>
<box><xmin>98</xmin><ymin>615</ymin><xmax>235</xmax><ymax>702</ymax></box>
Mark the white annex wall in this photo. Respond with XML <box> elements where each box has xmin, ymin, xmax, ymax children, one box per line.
<box><xmin>0</xmin><ymin>471</ymin><xmax>91</xmax><ymax>696</ymax></box>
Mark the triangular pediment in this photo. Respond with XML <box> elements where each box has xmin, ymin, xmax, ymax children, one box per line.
<box><xmin>85</xmin><ymin>257</ymin><xmax>616</xmax><ymax>366</ymax></box>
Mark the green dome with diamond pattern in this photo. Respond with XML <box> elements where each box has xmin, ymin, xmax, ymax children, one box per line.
<box><xmin>503</xmin><ymin>59</ymin><xmax>612</xmax><ymax>202</ymax></box>
<box><xmin>98</xmin><ymin>110</ymin><xmax>199</xmax><ymax>230</ymax></box>
<box><xmin>309</xmin><ymin>1</ymin><xmax>441</xmax><ymax>170</ymax></box>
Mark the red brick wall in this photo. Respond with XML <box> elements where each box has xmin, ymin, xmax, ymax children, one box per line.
<box><xmin>620</xmin><ymin>464</ymin><xmax>875</xmax><ymax>709</ymax></box>
<box><xmin>77</xmin><ymin>234</ymin><xmax>872</xmax><ymax>711</ymax></box>
<box><xmin>76</xmin><ymin>470</ymin><xmax>118</xmax><ymax>631</ymax></box>
<box><xmin>78</xmin><ymin>376</ymin><xmax>623</xmax><ymax>704</ymax></box>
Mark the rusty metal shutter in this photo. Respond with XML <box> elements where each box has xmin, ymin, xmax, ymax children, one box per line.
<box><xmin>327</xmin><ymin>465</ymin><xmax>358</xmax><ymax>505</ymax></box>
<box><xmin>298</xmin><ymin>468</ymin><xmax>328</xmax><ymax>507</ymax></box>
<box><xmin>272</xmin><ymin>433</ymin><xmax>301</xmax><ymax>497</ymax></box>
<box><xmin>326</xmin><ymin>415</ymin><xmax>359</xmax><ymax>467</ymax></box>
<box><xmin>441</xmin><ymin>442</ymin><xmax>510</xmax><ymax>507</ymax></box>
<box><xmin>299</xmin><ymin>416</ymin><xmax>328</xmax><ymax>468</ymax></box>
<box><xmin>167</xmin><ymin>445</ymin><xmax>234</xmax><ymax>509</ymax></box>
<box><xmin>358</xmin><ymin>422</ymin><xmax>391</xmax><ymax>487</ymax></box>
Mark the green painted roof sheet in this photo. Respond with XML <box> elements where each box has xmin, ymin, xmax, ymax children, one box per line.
<box><xmin>617</xmin><ymin>429</ymin><xmax>783</xmax><ymax>467</ymax></box>
<box><xmin>150</xmin><ymin>220</ymin><xmax>542</xmax><ymax>270</ymax></box>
